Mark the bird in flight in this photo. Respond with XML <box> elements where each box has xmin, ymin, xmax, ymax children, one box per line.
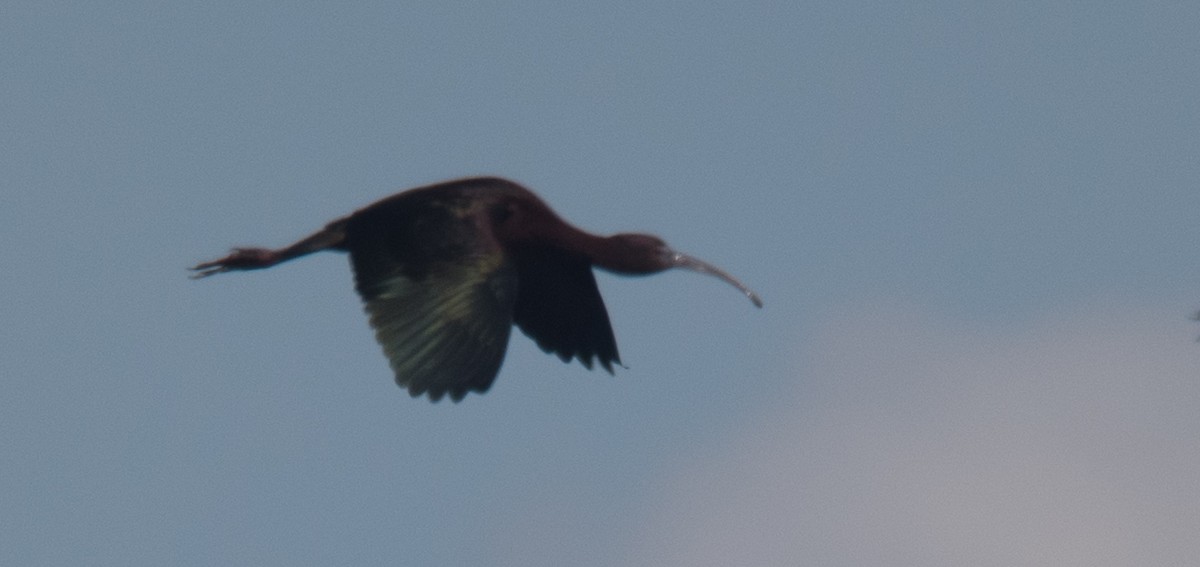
<box><xmin>192</xmin><ymin>177</ymin><xmax>761</xmax><ymax>401</ymax></box>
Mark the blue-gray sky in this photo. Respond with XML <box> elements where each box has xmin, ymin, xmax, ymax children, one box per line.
<box><xmin>3</xmin><ymin>3</ymin><xmax>1199</xmax><ymax>565</ymax></box>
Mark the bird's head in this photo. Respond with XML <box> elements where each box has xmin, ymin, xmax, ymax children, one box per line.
<box><xmin>598</xmin><ymin>233</ymin><xmax>673</xmax><ymax>274</ymax></box>
<box><xmin>600</xmin><ymin>233</ymin><xmax>763</xmax><ymax>308</ymax></box>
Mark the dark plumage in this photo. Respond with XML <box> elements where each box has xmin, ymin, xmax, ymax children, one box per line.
<box><xmin>192</xmin><ymin>177</ymin><xmax>761</xmax><ymax>401</ymax></box>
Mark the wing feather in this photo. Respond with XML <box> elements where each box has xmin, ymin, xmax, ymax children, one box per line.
<box><xmin>359</xmin><ymin>262</ymin><xmax>518</xmax><ymax>401</ymax></box>
<box><xmin>512</xmin><ymin>248</ymin><xmax>620</xmax><ymax>373</ymax></box>
<box><xmin>344</xmin><ymin>190</ymin><xmax>519</xmax><ymax>401</ymax></box>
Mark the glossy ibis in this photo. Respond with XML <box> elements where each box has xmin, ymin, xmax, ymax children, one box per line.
<box><xmin>191</xmin><ymin>177</ymin><xmax>761</xmax><ymax>401</ymax></box>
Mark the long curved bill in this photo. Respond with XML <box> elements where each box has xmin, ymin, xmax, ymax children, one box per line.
<box><xmin>669</xmin><ymin>252</ymin><xmax>763</xmax><ymax>308</ymax></box>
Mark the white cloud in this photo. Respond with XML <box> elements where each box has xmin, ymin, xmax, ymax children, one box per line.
<box><xmin>631</xmin><ymin>299</ymin><xmax>1200</xmax><ymax>566</ymax></box>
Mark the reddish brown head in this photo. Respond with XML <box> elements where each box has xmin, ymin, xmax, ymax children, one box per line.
<box><xmin>591</xmin><ymin>233</ymin><xmax>763</xmax><ymax>308</ymax></box>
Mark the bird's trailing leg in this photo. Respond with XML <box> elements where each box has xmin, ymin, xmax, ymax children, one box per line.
<box><xmin>190</xmin><ymin>223</ymin><xmax>346</xmax><ymax>279</ymax></box>
<box><xmin>190</xmin><ymin>247</ymin><xmax>283</xmax><ymax>278</ymax></box>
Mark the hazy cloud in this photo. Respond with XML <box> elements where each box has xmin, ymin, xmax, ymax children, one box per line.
<box><xmin>632</xmin><ymin>300</ymin><xmax>1200</xmax><ymax>566</ymax></box>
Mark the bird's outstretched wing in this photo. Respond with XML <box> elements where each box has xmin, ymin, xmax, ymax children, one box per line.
<box><xmin>343</xmin><ymin>194</ymin><xmax>519</xmax><ymax>402</ymax></box>
<box><xmin>512</xmin><ymin>248</ymin><xmax>621</xmax><ymax>373</ymax></box>
<box><xmin>356</xmin><ymin>262</ymin><xmax>518</xmax><ymax>401</ymax></box>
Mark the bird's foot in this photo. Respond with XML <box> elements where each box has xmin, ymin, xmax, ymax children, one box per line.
<box><xmin>189</xmin><ymin>248</ymin><xmax>279</xmax><ymax>279</ymax></box>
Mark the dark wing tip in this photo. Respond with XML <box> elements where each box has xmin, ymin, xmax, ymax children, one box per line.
<box><xmin>599</xmin><ymin>354</ymin><xmax>618</xmax><ymax>375</ymax></box>
<box><xmin>400</xmin><ymin>379</ymin><xmax>488</xmax><ymax>403</ymax></box>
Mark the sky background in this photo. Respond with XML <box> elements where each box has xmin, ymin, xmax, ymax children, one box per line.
<box><xmin>3</xmin><ymin>2</ymin><xmax>1199</xmax><ymax>565</ymax></box>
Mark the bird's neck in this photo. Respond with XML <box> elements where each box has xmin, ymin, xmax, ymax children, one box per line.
<box><xmin>532</xmin><ymin>223</ymin><xmax>621</xmax><ymax>271</ymax></box>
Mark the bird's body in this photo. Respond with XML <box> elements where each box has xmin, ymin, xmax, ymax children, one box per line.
<box><xmin>192</xmin><ymin>177</ymin><xmax>760</xmax><ymax>401</ymax></box>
